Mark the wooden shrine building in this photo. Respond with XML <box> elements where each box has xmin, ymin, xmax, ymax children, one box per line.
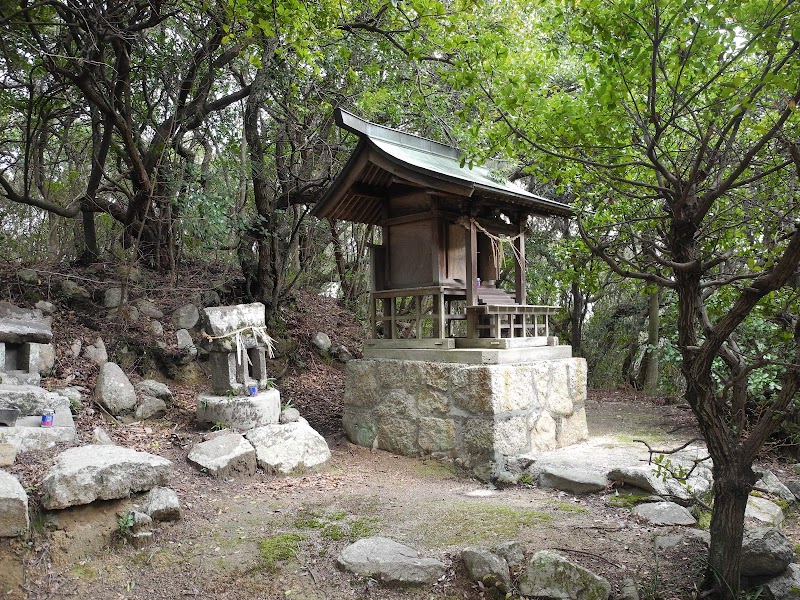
<box><xmin>312</xmin><ymin>109</ymin><xmax>573</xmax><ymax>349</ymax></box>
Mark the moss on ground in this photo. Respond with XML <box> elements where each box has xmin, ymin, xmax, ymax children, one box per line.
<box><xmin>606</xmin><ymin>490</ymin><xmax>651</xmax><ymax>509</ymax></box>
<box><xmin>259</xmin><ymin>534</ymin><xmax>303</xmax><ymax>571</ymax></box>
<box><xmin>423</xmin><ymin>501</ymin><xmax>551</xmax><ymax>547</ymax></box>
<box><xmin>547</xmin><ymin>499</ymin><xmax>589</xmax><ymax>513</ymax></box>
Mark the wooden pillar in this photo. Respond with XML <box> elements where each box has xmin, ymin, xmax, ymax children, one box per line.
<box><xmin>466</xmin><ymin>219</ymin><xmax>478</xmax><ymax>338</ymax></box>
<box><xmin>514</xmin><ymin>222</ymin><xmax>526</xmax><ymax>305</ymax></box>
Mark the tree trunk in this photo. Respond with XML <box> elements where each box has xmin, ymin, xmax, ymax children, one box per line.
<box><xmin>643</xmin><ymin>288</ymin><xmax>660</xmax><ymax>394</ymax></box>
<box><xmin>78</xmin><ymin>208</ymin><xmax>99</xmax><ymax>264</ymax></box>
<box><xmin>705</xmin><ymin>455</ymin><xmax>755</xmax><ymax>599</ymax></box>
<box><xmin>570</xmin><ymin>280</ymin><xmax>583</xmax><ymax>355</ymax></box>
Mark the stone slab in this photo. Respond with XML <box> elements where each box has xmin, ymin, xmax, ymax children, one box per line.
<box><xmin>41</xmin><ymin>445</ymin><xmax>173</xmax><ymax>509</ymax></box>
<box><xmin>246</xmin><ymin>418</ymin><xmax>331</xmax><ymax>474</ymax></box>
<box><xmin>201</xmin><ymin>302</ymin><xmax>266</xmax><ymax>337</ymax></box>
<box><xmin>187</xmin><ymin>433</ymin><xmax>256</xmax><ymax>478</ymax></box>
<box><xmin>0</xmin><ymin>408</ymin><xmax>76</xmax><ymax>452</ymax></box>
<box><xmin>0</xmin><ymin>385</ymin><xmax>70</xmax><ymax>414</ymax></box>
<box><xmin>632</xmin><ymin>501</ymin><xmax>696</xmax><ymax>526</ymax></box>
<box><xmin>362</xmin><ymin>345</ymin><xmax>573</xmax><ymax>364</ymax></box>
<box><xmin>337</xmin><ymin>536</ymin><xmax>446</xmax><ymax>584</ymax></box>
<box><xmin>538</xmin><ymin>465</ymin><xmax>608</xmax><ymax>494</ymax></box>
<box><xmin>196</xmin><ymin>390</ymin><xmax>280</xmax><ymax>431</ymax></box>
<box><xmin>0</xmin><ymin>470</ymin><xmax>28</xmax><ymax>537</ymax></box>
<box><xmin>0</xmin><ymin>319</ymin><xmax>52</xmax><ymax>344</ymax></box>
<box><xmin>746</xmin><ymin>496</ymin><xmax>785</xmax><ymax>527</ymax></box>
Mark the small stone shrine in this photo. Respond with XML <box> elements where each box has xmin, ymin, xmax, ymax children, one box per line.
<box><xmin>0</xmin><ymin>302</ymin><xmax>76</xmax><ymax>453</ymax></box>
<box><xmin>313</xmin><ymin>110</ymin><xmax>589</xmax><ymax>480</ymax></box>
<box><xmin>196</xmin><ymin>302</ymin><xmax>280</xmax><ymax>430</ymax></box>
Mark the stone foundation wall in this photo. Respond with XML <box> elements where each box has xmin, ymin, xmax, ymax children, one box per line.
<box><xmin>343</xmin><ymin>357</ymin><xmax>588</xmax><ymax>480</ymax></box>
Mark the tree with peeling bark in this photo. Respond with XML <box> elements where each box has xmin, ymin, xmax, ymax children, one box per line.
<box><xmin>446</xmin><ymin>0</ymin><xmax>800</xmax><ymax>596</ymax></box>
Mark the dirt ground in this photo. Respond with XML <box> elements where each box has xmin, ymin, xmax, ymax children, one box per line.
<box><xmin>0</xmin><ymin>264</ymin><xmax>797</xmax><ymax>600</ymax></box>
<box><xmin>1</xmin><ymin>392</ymin><xmax>738</xmax><ymax>600</ymax></box>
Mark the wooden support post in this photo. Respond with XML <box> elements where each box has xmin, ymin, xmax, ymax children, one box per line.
<box><xmin>370</xmin><ymin>294</ymin><xmax>377</xmax><ymax>338</ymax></box>
<box><xmin>514</xmin><ymin>223</ymin><xmax>526</xmax><ymax>305</ymax></box>
<box><xmin>466</xmin><ymin>219</ymin><xmax>478</xmax><ymax>338</ymax></box>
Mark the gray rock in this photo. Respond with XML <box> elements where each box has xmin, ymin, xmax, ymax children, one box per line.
<box><xmin>187</xmin><ymin>433</ymin><xmax>256</xmax><ymax>478</ymax></box>
<box><xmin>175</xmin><ymin>329</ymin><xmax>197</xmax><ymax>363</ymax></box>
<box><xmin>632</xmin><ymin>501</ymin><xmax>696</xmax><ymax>526</ymax></box>
<box><xmin>133</xmin><ymin>299</ymin><xmax>164</xmax><ymax>319</ymax></box>
<box><xmin>172</xmin><ymin>304</ymin><xmax>199</xmax><ymax>330</ymax></box>
<box><xmin>0</xmin><ymin>384</ymin><xmax>70</xmax><ymax>414</ymax></box>
<box><xmin>200</xmin><ymin>290</ymin><xmax>221</xmax><ymax>306</ymax></box>
<box><xmin>16</xmin><ymin>269</ymin><xmax>39</xmax><ymax>285</ymax></box>
<box><xmin>786</xmin><ymin>480</ymin><xmax>800</xmax><ymax>502</ymax></box>
<box><xmin>0</xmin><ymin>470</ymin><xmax>28</xmax><ymax>537</ymax></box>
<box><xmin>130</xmin><ymin>510</ymin><xmax>153</xmax><ymax>533</ymax></box>
<box><xmin>685</xmin><ymin>528</ymin><xmax>711</xmax><ymax>547</ymax></box>
<box><xmin>59</xmin><ymin>279</ymin><xmax>90</xmax><ymax>301</ymax></box>
<box><xmin>755</xmin><ymin>467</ymin><xmax>797</xmax><ymax>504</ymax></box>
<box><xmin>741</xmin><ymin>527</ymin><xmax>795</xmax><ymax>577</ymax></box>
<box><xmin>94</xmin><ymin>362</ymin><xmax>137</xmax><ymax>415</ymax></box>
<box><xmin>37</xmin><ymin>343</ymin><xmax>55</xmax><ymax>375</ymax></box>
<box><xmin>34</xmin><ymin>301</ymin><xmax>56</xmax><ymax>314</ymax></box>
<box><xmin>135</xmin><ymin>380</ymin><xmax>173</xmax><ymax>402</ymax></box>
<box><xmin>140</xmin><ymin>487</ymin><xmax>181</xmax><ymax>522</ymax></box>
<box><xmin>0</xmin><ymin>444</ymin><xmax>17</xmax><ymax>467</ymax></box>
<box><xmin>69</xmin><ymin>339</ymin><xmax>82</xmax><ymax>358</ymax></box>
<box><xmin>538</xmin><ymin>465</ymin><xmax>608</xmax><ymax>494</ymax></box>
<box><xmin>0</xmin><ymin>315</ymin><xmax>52</xmax><ymax>344</ymax></box>
<box><xmin>246</xmin><ymin>418</ymin><xmax>331</xmax><ymax>475</ymax></box>
<box><xmin>312</xmin><ymin>332</ymin><xmax>332</xmax><ymax>354</ymax></box>
<box><xmin>654</xmin><ymin>534</ymin><xmax>684</xmax><ymax>550</ymax></box>
<box><xmin>747</xmin><ymin>496</ymin><xmax>785</xmax><ymax>527</ymax></box>
<box><xmin>337</xmin><ymin>536</ymin><xmax>446</xmax><ymax>585</ymax></box>
<box><xmin>147</xmin><ymin>320</ymin><xmax>164</xmax><ymax>337</ymax></box>
<box><xmin>91</xmin><ymin>427</ymin><xmax>115</xmax><ymax>445</ymax></box>
<box><xmin>519</xmin><ymin>550</ymin><xmax>611</xmax><ymax>600</ymax></box>
<box><xmin>103</xmin><ymin>288</ymin><xmax>123</xmax><ymax>308</ymax></box>
<box><xmin>41</xmin><ymin>445</ymin><xmax>172</xmax><ymax>509</ymax></box>
<box><xmin>462</xmin><ymin>546</ymin><xmax>511</xmax><ymax>591</ymax></box>
<box><xmin>280</xmin><ymin>407</ymin><xmax>301</xmax><ymax>424</ymax></box>
<box><xmin>332</xmin><ymin>344</ymin><xmax>353</xmax><ymax>362</ymax></box>
<box><xmin>759</xmin><ymin>562</ymin><xmax>800</xmax><ymax>600</ymax></box>
<box><xmin>202</xmin><ymin>303</ymin><xmax>265</xmax><ymax>337</ymax></box>
<box><xmin>621</xmin><ymin>578</ymin><xmax>639</xmax><ymax>600</ymax></box>
<box><xmin>493</xmin><ymin>540</ymin><xmax>525</xmax><ymax>568</ymax></box>
<box><xmin>196</xmin><ymin>390</ymin><xmax>280</xmax><ymax>431</ymax></box>
<box><xmin>118</xmin><ymin>304</ymin><xmax>139</xmax><ymax>323</ymax></box>
<box><xmin>83</xmin><ymin>337</ymin><xmax>108</xmax><ymax>365</ymax></box>
<box><xmin>115</xmin><ymin>265</ymin><xmax>143</xmax><ymax>283</ymax></box>
<box><xmin>608</xmin><ymin>465</ymin><xmax>710</xmax><ymax>499</ymax></box>
<box><xmin>135</xmin><ymin>396</ymin><xmax>167</xmax><ymax>420</ymax></box>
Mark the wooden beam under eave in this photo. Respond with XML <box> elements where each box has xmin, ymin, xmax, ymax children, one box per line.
<box><xmin>368</xmin><ymin>150</ymin><xmax>475</xmax><ymax>198</ymax></box>
<box><xmin>313</xmin><ymin>149</ymin><xmax>370</xmax><ymax>220</ymax></box>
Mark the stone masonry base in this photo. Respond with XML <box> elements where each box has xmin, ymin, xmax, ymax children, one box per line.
<box><xmin>343</xmin><ymin>356</ymin><xmax>588</xmax><ymax>480</ymax></box>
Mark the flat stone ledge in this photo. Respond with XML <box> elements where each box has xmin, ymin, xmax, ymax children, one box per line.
<box><xmin>196</xmin><ymin>390</ymin><xmax>280</xmax><ymax>431</ymax></box>
<box><xmin>362</xmin><ymin>345</ymin><xmax>573</xmax><ymax>364</ymax></box>
<box><xmin>0</xmin><ymin>408</ymin><xmax>76</xmax><ymax>452</ymax></box>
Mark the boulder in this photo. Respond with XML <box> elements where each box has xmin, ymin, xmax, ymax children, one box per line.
<box><xmin>246</xmin><ymin>418</ymin><xmax>331</xmax><ymax>475</ymax></box>
<box><xmin>746</xmin><ymin>496</ymin><xmax>785</xmax><ymax>527</ymax></box>
<box><xmin>741</xmin><ymin>527</ymin><xmax>795</xmax><ymax>577</ymax></box>
<box><xmin>759</xmin><ymin>563</ymin><xmax>800</xmax><ymax>600</ymax></box>
<box><xmin>59</xmin><ymin>279</ymin><xmax>90</xmax><ymax>301</ymax></box>
<box><xmin>196</xmin><ymin>390</ymin><xmax>280</xmax><ymax>431</ymax></box>
<box><xmin>200</xmin><ymin>290</ymin><xmax>221</xmax><ymax>306</ymax></box>
<box><xmin>16</xmin><ymin>269</ymin><xmax>39</xmax><ymax>285</ymax></box>
<box><xmin>279</xmin><ymin>407</ymin><xmax>301</xmax><ymax>424</ymax></box>
<box><xmin>103</xmin><ymin>288</ymin><xmax>123</xmax><ymax>308</ymax></box>
<box><xmin>632</xmin><ymin>501</ymin><xmax>696</xmax><ymax>526</ymax></box>
<box><xmin>462</xmin><ymin>546</ymin><xmax>511</xmax><ymax>592</ymax></box>
<box><xmin>337</xmin><ymin>536</ymin><xmax>446</xmax><ymax>585</ymax></box>
<box><xmin>493</xmin><ymin>540</ymin><xmax>525</xmax><ymax>568</ymax></box>
<box><xmin>187</xmin><ymin>433</ymin><xmax>256</xmax><ymax>478</ymax></box>
<box><xmin>172</xmin><ymin>304</ymin><xmax>200</xmax><ymax>330</ymax></box>
<box><xmin>0</xmin><ymin>385</ymin><xmax>70</xmax><ymax>414</ymax></box>
<box><xmin>538</xmin><ymin>465</ymin><xmax>608</xmax><ymax>494</ymax></box>
<box><xmin>83</xmin><ymin>338</ymin><xmax>108</xmax><ymax>365</ymax></box>
<box><xmin>140</xmin><ymin>487</ymin><xmax>181</xmax><ymax>522</ymax></box>
<box><xmin>135</xmin><ymin>380</ymin><xmax>173</xmax><ymax>402</ymax></box>
<box><xmin>608</xmin><ymin>465</ymin><xmax>710</xmax><ymax>499</ymax></box>
<box><xmin>94</xmin><ymin>362</ymin><xmax>137</xmax><ymax>414</ymax></box>
<box><xmin>133</xmin><ymin>299</ymin><xmax>164</xmax><ymax>319</ymax></box>
<box><xmin>91</xmin><ymin>427</ymin><xmax>115</xmax><ymax>445</ymax></box>
<box><xmin>0</xmin><ymin>470</ymin><xmax>28</xmax><ymax>537</ymax></box>
<box><xmin>135</xmin><ymin>395</ymin><xmax>167</xmax><ymax>420</ymax></box>
<box><xmin>312</xmin><ymin>332</ymin><xmax>332</xmax><ymax>354</ymax></box>
<box><xmin>34</xmin><ymin>300</ymin><xmax>56</xmax><ymax>314</ymax></box>
<box><xmin>175</xmin><ymin>329</ymin><xmax>197</xmax><ymax>363</ymax></box>
<box><xmin>519</xmin><ymin>550</ymin><xmax>611</xmax><ymax>600</ymax></box>
<box><xmin>755</xmin><ymin>467</ymin><xmax>797</xmax><ymax>505</ymax></box>
<box><xmin>0</xmin><ymin>444</ymin><xmax>16</xmax><ymax>467</ymax></box>
<box><xmin>41</xmin><ymin>445</ymin><xmax>172</xmax><ymax>509</ymax></box>
<box><xmin>147</xmin><ymin>320</ymin><xmax>164</xmax><ymax>337</ymax></box>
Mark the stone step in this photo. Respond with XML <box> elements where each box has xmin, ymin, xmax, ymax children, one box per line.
<box><xmin>0</xmin><ymin>407</ymin><xmax>76</xmax><ymax>452</ymax></box>
<box><xmin>0</xmin><ymin>385</ymin><xmax>70</xmax><ymax>414</ymax></box>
